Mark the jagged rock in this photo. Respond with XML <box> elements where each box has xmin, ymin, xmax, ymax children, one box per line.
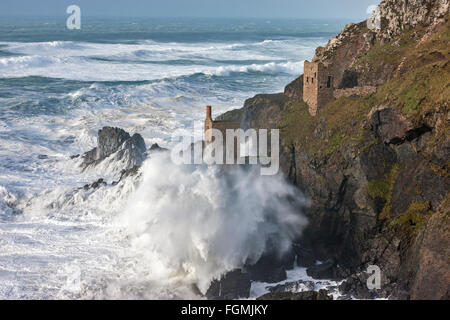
<box><xmin>376</xmin><ymin>0</ymin><xmax>449</xmax><ymax>42</ymax></box>
<box><xmin>81</xmin><ymin>127</ymin><xmax>146</xmax><ymax>170</ymax></box>
<box><xmin>205</xmin><ymin>269</ymin><xmax>251</xmax><ymax>300</ymax></box>
<box><xmin>257</xmin><ymin>289</ymin><xmax>332</xmax><ymax>300</ymax></box>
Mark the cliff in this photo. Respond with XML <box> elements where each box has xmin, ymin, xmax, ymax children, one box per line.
<box><xmin>217</xmin><ymin>0</ymin><xmax>450</xmax><ymax>299</ymax></box>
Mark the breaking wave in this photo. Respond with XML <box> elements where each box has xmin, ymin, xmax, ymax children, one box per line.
<box><xmin>119</xmin><ymin>153</ymin><xmax>307</xmax><ymax>294</ymax></box>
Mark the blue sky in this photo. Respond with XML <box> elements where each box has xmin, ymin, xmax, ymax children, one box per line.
<box><xmin>0</xmin><ymin>0</ymin><xmax>381</xmax><ymax>19</ymax></box>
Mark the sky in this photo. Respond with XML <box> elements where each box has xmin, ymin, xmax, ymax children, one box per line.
<box><xmin>0</xmin><ymin>0</ymin><xmax>382</xmax><ymax>19</ymax></box>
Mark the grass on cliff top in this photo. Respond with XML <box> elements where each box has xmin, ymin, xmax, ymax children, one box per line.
<box><xmin>282</xmin><ymin>16</ymin><xmax>449</xmax><ymax>159</ymax></box>
<box><xmin>355</xmin><ymin>13</ymin><xmax>449</xmax><ymax>72</ymax></box>
<box><xmin>360</xmin><ymin>14</ymin><xmax>450</xmax><ymax>119</ymax></box>
<box><xmin>280</xmin><ymin>95</ymin><xmax>375</xmax><ymax>157</ymax></box>
<box><xmin>373</xmin><ymin>58</ymin><xmax>450</xmax><ymax>119</ymax></box>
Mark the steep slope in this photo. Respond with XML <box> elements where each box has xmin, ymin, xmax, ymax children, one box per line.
<box><xmin>218</xmin><ymin>1</ymin><xmax>449</xmax><ymax>299</ymax></box>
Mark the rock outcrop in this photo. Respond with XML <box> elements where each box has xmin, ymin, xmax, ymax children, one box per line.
<box><xmin>81</xmin><ymin>127</ymin><xmax>147</xmax><ymax>171</ymax></box>
<box><xmin>376</xmin><ymin>0</ymin><xmax>449</xmax><ymax>42</ymax></box>
<box><xmin>205</xmin><ymin>269</ymin><xmax>251</xmax><ymax>300</ymax></box>
<box><xmin>217</xmin><ymin>0</ymin><xmax>449</xmax><ymax>299</ymax></box>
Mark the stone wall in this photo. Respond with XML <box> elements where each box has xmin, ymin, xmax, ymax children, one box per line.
<box><xmin>334</xmin><ymin>86</ymin><xmax>377</xmax><ymax>99</ymax></box>
<box><xmin>303</xmin><ymin>61</ymin><xmax>334</xmax><ymax>116</ymax></box>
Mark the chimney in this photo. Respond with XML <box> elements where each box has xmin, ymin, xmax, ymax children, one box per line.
<box><xmin>206</xmin><ymin>105</ymin><xmax>212</xmax><ymax>120</ymax></box>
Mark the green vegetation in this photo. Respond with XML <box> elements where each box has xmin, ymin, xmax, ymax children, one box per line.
<box><xmin>374</xmin><ymin>59</ymin><xmax>450</xmax><ymax>118</ymax></box>
<box><xmin>390</xmin><ymin>201</ymin><xmax>433</xmax><ymax>235</ymax></box>
<box><xmin>281</xmin><ymin>14</ymin><xmax>449</xmax><ymax>160</ymax></box>
<box><xmin>366</xmin><ymin>164</ymin><xmax>399</xmax><ymax>219</ymax></box>
<box><xmin>367</xmin><ymin>177</ymin><xmax>391</xmax><ymax>199</ymax></box>
<box><xmin>429</xmin><ymin>161</ymin><xmax>450</xmax><ymax>178</ymax></box>
<box><xmin>369</xmin><ymin>16</ymin><xmax>450</xmax><ymax>119</ymax></box>
<box><xmin>280</xmin><ymin>95</ymin><xmax>375</xmax><ymax>158</ymax></box>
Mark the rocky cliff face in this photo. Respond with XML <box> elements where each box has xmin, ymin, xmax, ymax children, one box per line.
<box><xmin>218</xmin><ymin>0</ymin><xmax>449</xmax><ymax>299</ymax></box>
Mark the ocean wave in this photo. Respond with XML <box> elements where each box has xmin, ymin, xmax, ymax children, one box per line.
<box><xmin>0</xmin><ymin>52</ymin><xmax>302</xmax><ymax>81</ymax></box>
<box><xmin>210</xmin><ymin>61</ymin><xmax>303</xmax><ymax>76</ymax></box>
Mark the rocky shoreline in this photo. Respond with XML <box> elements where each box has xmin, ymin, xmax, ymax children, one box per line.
<box><xmin>216</xmin><ymin>0</ymin><xmax>449</xmax><ymax>300</ymax></box>
<box><xmin>71</xmin><ymin>0</ymin><xmax>449</xmax><ymax>300</ymax></box>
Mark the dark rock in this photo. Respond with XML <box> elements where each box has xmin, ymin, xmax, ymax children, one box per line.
<box><xmin>360</xmin><ymin>142</ymin><xmax>396</xmax><ymax>181</ymax></box>
<box><xmin>82</xmin><ymin>178</ymin><xmax>107</xmax><ymax>191</ymax></box>
<box><xmin>70</xmin><ymin>154</ymin><xmax>80</xmax><ymax>159</ymax></box>
<box><xmin>149</xmin><ymin>143</ymin><xmax>167</xmax><ymax>153</ymax></box>
<box><xmin>339</xmin><ymin>69</ymin><xmax>359</xmax><ymax>88</ymax></box>
<box><xmin>368</xmin><ymin>106</ymin><xmax>432</xmax><ymax>145</ymax></box>
<box><xmin>246</xmin><ymin>261</ymin><xmax>287</xmax><ymax>283</ymax></box>
<box><xmin>411</xmin><ymin>198</ymin><xmax>450</xmax><ymax>300</ymax></box>
<box><xmin>81</xmin><ymin>127</ymin><xmax>146</xmax><ymax>170</ymax></box>
<box><xmin>306</xmin><ymin>258</ymin><xmax>347</xmax><ymax>280</ymax></box>
<box><xmin>339</xmin><ymin>273</ymin><xmax>379</xmax><ymax>299</ymax></box>
<box><xmin>292</xmin><ymin>244</ymin><xmax>316</xmax><ymax>268</ymax></box>
<box><xmin>245</xmin><ymin>249</ymin><xmax>294</xmax><ymax>283</ymax></box>
<box><xmin>205</xmin><ymin>269</ymin><xmax>251</xmax><ymax>300</ymax></box>
<box><xmin>213</xmin><ymin>1</ymin><xmax>450</xmax><ymax>299</ymax></box>
<box><xmin>257</xmin><ymin>289</ymin><xmax>332</xmax><ymax>301</ymax></box>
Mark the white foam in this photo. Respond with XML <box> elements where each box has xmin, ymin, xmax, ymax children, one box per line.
<box><xmin>0</xmin><ymin>38</ymin><xmax>318</xmax><ymax>81</ymax></box>
<box><xmin>0</xmin><ymin>34</ymin><xmax>330</xmax><ymax>299</ymax></box>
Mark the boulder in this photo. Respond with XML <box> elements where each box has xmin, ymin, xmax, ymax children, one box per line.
<box><xmin>205</xmin><ymin>269</ymin><xmax>251</xmax><ymax>300</ymax></box>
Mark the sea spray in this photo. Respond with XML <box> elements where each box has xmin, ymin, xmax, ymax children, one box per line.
<box><xmin>119</xmin><ymin>152</ymin><xmax>307</xmax><ymax>293</ymax></box>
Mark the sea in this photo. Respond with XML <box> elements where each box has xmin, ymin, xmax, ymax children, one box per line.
<box><xmin>0</xmin><ymin>17</ymin><xmax>347</xmax><ymax>299</ymax></box>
